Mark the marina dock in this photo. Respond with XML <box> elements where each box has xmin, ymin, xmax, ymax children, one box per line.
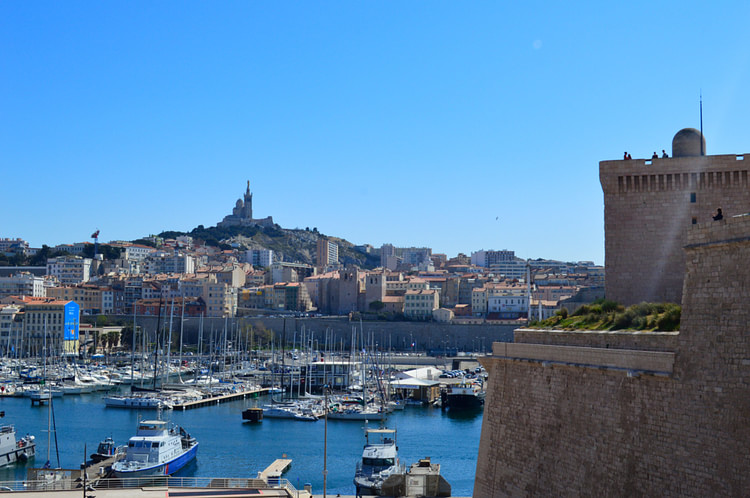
<box><xmin>260</xmin><ymin>458</ymin><xmax>292</xmax><ymax>479</ymax></box>
<box><xmin>171</xmin><ymin>387</ymin><xmax>268</xmax><ymax>410</ymax></box>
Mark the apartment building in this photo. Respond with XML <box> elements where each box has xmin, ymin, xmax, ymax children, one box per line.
<box><xmin>316</xmin><ymin>239</ymin><xmax>339</xmax><ymax>269</ymax></box>
<box><xmin>404</xmin><ymin>289</ymin><xmax>439</xmax><ymax>319</ymax></box>
<box><xmin>19</xmin><ymin>297</ymin><xmax>80</xmax><ymax>357</ymax></box>
<box><xmin>143</xmin><ymin>251</ymin><xmax>195</xmax><ymax>275</ymax></box>
<box><xmin>246</xmin><ymin>248</ymin><xmax>274</xmax><ymax>268</ymax></box>
<box><xmin>0</xmin><ymin>273</ymin><xmax>46</xmax><ymax>299</ymax></box>
<box><xmin>47</xmin><ymin>256</ymin><xmax>92</xmax><ymax>285</ymax></box>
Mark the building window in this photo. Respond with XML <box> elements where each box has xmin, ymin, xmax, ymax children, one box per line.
<box><xmin>690</xmin><ymin>192</ymin><xmax>696</xmax><ymax>203</ymax></box>
<box><xmin>692</xmin><ymin>217</ymin><xmax>697</xmax><ymax>225</ymax></box>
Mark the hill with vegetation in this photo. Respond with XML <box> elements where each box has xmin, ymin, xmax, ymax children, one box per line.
<box><xmin>159</xmin><ymin>224</ymin><xmax>380</xmax><ymax>269</ymax></box>
<box><xmin>529</xmin><ymin>299</ymin><xmax>681</xmax><ymax>332</ymax></box>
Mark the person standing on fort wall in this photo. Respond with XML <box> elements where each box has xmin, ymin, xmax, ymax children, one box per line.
<box><xmin>713</xmin><ymin>208</ymin><xmax>723</xmax><ymax>221</ymax></box>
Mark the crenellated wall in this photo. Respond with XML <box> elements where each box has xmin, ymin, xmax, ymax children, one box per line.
<box><xmin>474</xmin><ymin>215</ymin><xmax>750</xmax><ymax>497</ymax></box>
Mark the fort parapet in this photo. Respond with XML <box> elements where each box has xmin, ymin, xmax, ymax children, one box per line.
<box><xmin>474</xmin><ymin>214</ymin><xmax>750</xmax><ymax>497</ymax></box>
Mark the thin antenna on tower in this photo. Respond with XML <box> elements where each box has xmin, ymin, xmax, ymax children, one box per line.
<box><xmin>699</xmin><ymin>92</ymin><xmax>704</xmax><ymax>156</ymax></box>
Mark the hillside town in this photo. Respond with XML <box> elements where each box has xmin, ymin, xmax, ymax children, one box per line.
<box><xmin>0</xmin><ymin>182</ymin><xmax>603</xmax><ymax>356</ymax></box>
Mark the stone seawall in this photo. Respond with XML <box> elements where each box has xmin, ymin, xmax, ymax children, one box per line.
<box><xmin>109</xmin><ymin>315</ymin><xmax>516</xmax><ymax>352</ymax></box>
<box><xmin>474</xmin><ymin>215</ymin><xmax>750</xmax><ymax>497</ymax></box>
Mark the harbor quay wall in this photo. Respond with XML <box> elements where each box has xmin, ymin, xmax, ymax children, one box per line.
<box><xmin>474</xmin><ymin>216</ymin><xmax>750</xmax><ymax>497</ymax></box>
<box><xmin>100</xmin><ymin>315</ymin><xmax>516</xmax><ymax>352</ymax></box>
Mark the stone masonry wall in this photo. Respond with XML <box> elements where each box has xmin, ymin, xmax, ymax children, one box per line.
<box><xmin>600</xmin><ymin>153</ymin><xmax>750</xmax><ymax>306</ymax></box>
<box><xmin>514</xmin><ymin>328</ymin><xmax>678</xmax><ymax>352</ymax></box>
<box><xmin>118</xmin><ymin>315</ymin><xmax>516</xmax><ymax>352</ymax></box>
<box><xmin>474</xmin><ymin>215</ymin><xmax>750</xmax><ymax>497</ymax></box>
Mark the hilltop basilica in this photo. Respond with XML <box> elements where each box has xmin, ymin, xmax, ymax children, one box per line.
<box><xmin>217</xmin><ymin>181</ymin><xmax>274</xmax><ymax>228</ymax></box>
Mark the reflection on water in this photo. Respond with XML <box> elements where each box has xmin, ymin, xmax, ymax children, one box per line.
<box><xmin>443</xmin><ymin>406</ymin><xmax>484</xmax><ymax>422</ymax></box>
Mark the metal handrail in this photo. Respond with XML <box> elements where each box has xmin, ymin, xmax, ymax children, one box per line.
<box><xmin>0</xmin><ymin>476</ymin><xmax>300</xmax><ymax>495</ymax></box>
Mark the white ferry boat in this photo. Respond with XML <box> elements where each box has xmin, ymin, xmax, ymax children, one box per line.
<box><xmin>111</xmin><ymin>420</ymin><xmax>197</xmax><ymax>478</ymax></box>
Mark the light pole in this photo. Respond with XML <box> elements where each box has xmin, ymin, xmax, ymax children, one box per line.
<box><xmin>323</xmin><ymin>382</ymin><xmax>329</xmax><ymax>498</ymax></box>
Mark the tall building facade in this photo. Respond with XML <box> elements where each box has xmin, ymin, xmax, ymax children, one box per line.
<box><xmin>316</xmin><ymin>238</ymin><xmax>339</xmax><ymax>268</ymax></box>
<box><xmin>600</xmin><ymin>128</ymin><xmax>750</xmax><ymax>305</ymax></box>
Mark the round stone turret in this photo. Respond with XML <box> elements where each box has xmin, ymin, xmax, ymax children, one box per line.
<box><xmin>672</xmin><ymin>128</ymin><xmax>706</xmax><ymax>157</ymax></box>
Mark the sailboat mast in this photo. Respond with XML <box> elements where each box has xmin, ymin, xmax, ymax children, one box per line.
<box><xmin>45</xmin><ymin>315</ymin><xmax>51</xmax><ymax>463</ymax></box>
<box><xmin>152</xmin><ymin>298</ymin><xmax>163</xmax><ymax>390</ymax></box>
<box><xmin>131</xmin><ymin>305</ymin><xmax>136</xmax><ymax>386</ymax></box>
<box><xmin>165</xmin><ymin>297</ymin><xmax>174</xmax><ymax>387</ymax></box>
<box><xmin>178</xmin><ymin>294</ymin><xmax>185</xmax><ymax>382</ymax></box>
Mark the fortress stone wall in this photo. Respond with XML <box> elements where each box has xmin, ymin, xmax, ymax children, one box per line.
<box><xmin>119</xmin><ymin>315</ymin><xmax>516</xmax><ymax>352</ymax></box>
<box><xmin>601</xmin><ymin>151</ymin><xmax>750</xmax><ymax>305</ymax></box>
<box><xmin>474</xmin><ymin>215</ymin><xmax>750</xmax><ymax>497</ymax></box>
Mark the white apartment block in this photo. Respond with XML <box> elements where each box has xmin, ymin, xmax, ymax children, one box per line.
<box><xmin>488</xmin><ymin>260</ymin><xmax>528</xmax><ymax>281</ymax></box>
<box><xmin>487</xmin><ymin>293</ymin><xmax>529</xmax><ymax>318</ymax></box>
<box><xmin>101</xmin><ymin>288</ymin><xmax>114</xmax><ymax>314</ymax></box>
<box><xmin>143</xmin><ymin>251</ymin><xmax>195</xmax><ymax>275</ymax></box>
<box><xmin>0</xmin><ymin>305</ymin><xmax>22</xmax><ymax>355</ymax></box>
<box><xmin>246</xmin><ymin>249</ymin><xmax>274</xmax><ymax>268</ymax></box>
<box><xmin>0</xmin><ymin>274</ymin><xmax>46</xmax><ymax>299</ymax></box>
<box><xmin>47</xmin><ymin>256</ymin><xmax>92</xmax><ymax>285</ymax></box>
<box><xmin>123</xmin><ymin>244</ymin><xmax>158</xmax><ymax>261</ymax></box>
<box><xmin>471</xmin><ymin>249</ymin><xmax>515</xmax><ymax>268</ymax></box>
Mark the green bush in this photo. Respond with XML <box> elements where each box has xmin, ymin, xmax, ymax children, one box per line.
<box><xmin>656</xmin><ymin>305</ymin><xmax>681</xmax><ymax>331</ymax></box>
<box><xmin>600</xmin><ymin>300</ymin><xmax>619</xmax><ymax>313</ymax></box>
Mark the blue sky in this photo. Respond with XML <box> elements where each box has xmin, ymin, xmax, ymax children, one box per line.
<box><xmin>2</xmin><ymin>2</ymin><xmax>749</xmax><ymax>265</ymax></box>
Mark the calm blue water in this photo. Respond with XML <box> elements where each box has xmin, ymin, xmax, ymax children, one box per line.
<box><xmin>0</xmin><ymin>392</ymin><xmax>482</xmax><ymax>496</ymax></box>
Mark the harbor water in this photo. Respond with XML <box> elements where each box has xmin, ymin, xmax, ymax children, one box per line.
<box><xmin>0</xmin><ymin>392</ymin><xmax>482</xmax><ymax>496</ymax></box>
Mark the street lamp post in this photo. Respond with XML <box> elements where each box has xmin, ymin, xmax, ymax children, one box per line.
<box><xmin>323</xmin><ymin>382</ymin><xmax>329</xmax><ymax>498</ymax></box>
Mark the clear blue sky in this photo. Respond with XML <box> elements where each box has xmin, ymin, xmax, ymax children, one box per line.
<box><xmin>3</xmin><ymin>2</ymin><xmax>749</xmax><ymax>265</ymax></box>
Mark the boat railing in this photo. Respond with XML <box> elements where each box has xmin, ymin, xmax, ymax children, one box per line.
<box><xmin>0</xmin><ymin>476</ymin><xmax>300</xmax><ymax>496</ymax></box>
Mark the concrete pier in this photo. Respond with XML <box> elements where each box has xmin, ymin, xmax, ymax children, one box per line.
<box><xmin>171</xmin><ymin>387</ymin><xmax>268</xmax><ymax>410</ymax></box>
<box><xmin>260</xmin><ymin>458</ymin><xmax>292</xmax><ymax>479</ymax></box>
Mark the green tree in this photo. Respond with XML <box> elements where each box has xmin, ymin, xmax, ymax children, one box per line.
<box><xmin>369</xmin><ymin>300</ymin><xmax>385</xmax><ymax>312</ymax></box>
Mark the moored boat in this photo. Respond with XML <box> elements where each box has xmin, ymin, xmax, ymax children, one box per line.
<box><xmin>90</xmin><ymin>436</ymin><xmax>124</xmax><ymax>463</ymax></box>
<box><xmin>329</xmin><ymin>402</ymin><xmax>385</xmax><ymax>421</ymax></box>
<box><xmin>0</xmin><ymin>421</ymin><xmax>35</xmax><ymax>467</ymax></box>
<box><xmin>262</xmin><ymin>403</ymin><xmax>317</xmax><ymax>421</ymax></box>
<box><xmin>354</xmin><ymin>427</ymin><xmax>404</xmax><ymax>496</ymax></box>
<box><xmin>441</xmin><ymin>380</ymin><xmax>485</xmax><ymax>410</ymax></box>
<box><xmin>111</xmin><ymin>420</ymin><xmax>198</xmax><ymax>478</ymax></box>
<box><xmin>103</xmin><ymin>394</ymin><xmax>173</xmax><ymax>410</ymax></box>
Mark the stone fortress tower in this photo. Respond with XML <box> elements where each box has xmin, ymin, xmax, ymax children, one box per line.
<box><xmin>474</xmin><ymin>130</ymin><xmax>750</xmax><ymax>497</ymax></box>
<box><xmin>600</xmin><ymin>129</ymin><xmax>750</xmax><ymax>305</ymax></box>
<box><xmin>217</xmin><ymin>180</ymin><xmax>274</xmax><ymax>228</ymax></box>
